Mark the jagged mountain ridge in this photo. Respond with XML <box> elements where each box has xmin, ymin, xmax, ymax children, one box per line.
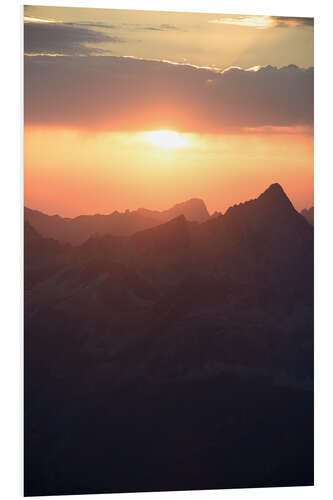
<box><xmin>25</xmin><ymin>186</ymin><xmax>311</xmax><ymax>246</ymax></box>
<box><xmin>24</xmin><ymin>197</ymin><xmax>210</xmax><ymax>245</ymax></box>
<box><xmin>25</xmin><ymin>183</ymin><xmax>313</xmax><ymax>377</ymax></box>
<box><xmin>25</xmin><ymin>183</ymin><xmax>313</xmax><ymax>292</ymax></box>
<box><xmin>136</xmin><ymin>198</ymin><xmax>209</xmax><ymax>223</ymax></box>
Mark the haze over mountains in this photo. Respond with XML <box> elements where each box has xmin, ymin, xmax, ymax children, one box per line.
<box><xmin>25</xmin><ymin>182</ymin><xmax>314</xmax><ymax>390</ymax></box>
<box><xmin>25</xmin><ymin>192</ymin><xmax>312</xmax><ymax>245</ymax></box>
<box><xmin>24</xmin><ymin>198</ymin><xmax>210</xmax><ymax>245</ymax></box>
<box><xmin>25</xmin><ymin>183</ymin><xmax>313</xmax><ymax>496</ymax></box>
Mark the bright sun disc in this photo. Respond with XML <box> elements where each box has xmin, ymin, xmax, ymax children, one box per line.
<box><xmin>144</xmin><ymin>130</ymin><xmax>188</xmax><ymax>150</ymax></box>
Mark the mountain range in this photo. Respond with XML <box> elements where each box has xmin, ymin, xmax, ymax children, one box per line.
<box><xmin>25</xmin><ymin>183</ymin><xmax>314</xmax><ymax>496</ymax></box>
<box><xmin>25</xmin><ymin>183</ymin><xmax>313</xmax><ymax>377</ymax></box>
<box><xmin>25</xmin><ymin>193</ymin><xmax>313</xmax><ymax>246</ymax></box>
<box><xmin>24</xmin><ymin>198</ymin><xmax>210</xmax><ymax>245</ymax></box>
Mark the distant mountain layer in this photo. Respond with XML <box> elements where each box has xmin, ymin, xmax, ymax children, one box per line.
<box><xmin>301</xmin><ymin>206</ymin><xmax>314</xmax><ymax>225</ymax></box>
<box><xmin>24</xmin><ymin>198</ymin><xmax>210</xmax><ymax>245</ymax></box>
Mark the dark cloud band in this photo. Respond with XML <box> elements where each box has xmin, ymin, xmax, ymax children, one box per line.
<box><xmin>272</xmin><ymin>16</ymin><xmax>314</xmax><ymax>28</ymax></box>
<box><xmin>24</xmin><ymin>22</ymin><xmax>121</xmax><ymax>56</ymax></box>
<box><xmin>24</xmin><ymin>55</ymin><xmax>313</xmax><ymax>133</ymax></box>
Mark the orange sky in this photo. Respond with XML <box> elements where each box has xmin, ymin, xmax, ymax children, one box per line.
<box><xmin>24</xmin><ymin>7</ymin><xmax>314</xmax><ymax>216</ymax></box>
<box><xmin>24</xmin><ymin>127</ymin><xmax>313</xmax><ymax>216</ymax></box>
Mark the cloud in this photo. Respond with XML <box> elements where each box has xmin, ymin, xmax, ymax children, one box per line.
<box><xmin>24</xmin><ymin>22</ymin><xmax>122</xmax><ymax>56</ymax></box>
<box><xmin>67</xmin><ymin>21</ymin><xmax>117</xmax><ymax>30</ymax></box>
<box><xmin>141</xmin><ymin>24</ymin><xmax>180</xmax><ymax>31</ymax></box>
<box><xmin>24</xmin><ymin>16</ymin><xmax>117</xmax><ymax>30</ymax></box>
<box><xmin>272</xmin><ymin>16</ymin><xmax>314</xmax><ymax>28</ymax></box>
<box><xmin>24</xmin><ymin>16</ymin><xmax>57</xmax><ymax>24</ymax></box>
<box><xmin>116</xmin><ymin>22</ymin><xmax>182</xmax><ymax>32</ymax></box>
<box><xmin>24</xmin><ymin>55</ymin><xmax>313</xmax><ymax>134</ymax></box>
<box><xmin>210</xmin><ymin>15</ymin><xmax>313</xmax><ymax>29</ymax></box>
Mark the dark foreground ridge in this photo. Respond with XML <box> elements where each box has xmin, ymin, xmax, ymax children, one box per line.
<box><xmin>24</xmin><ymin>183</ymin><xmax>314</xmax><ymax>496</ymax></box>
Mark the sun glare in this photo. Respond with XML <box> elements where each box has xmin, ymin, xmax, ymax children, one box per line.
<box><xmin>24</xmin><ymin>16</ymin><xmax>58</xmax><ymax>23</ymax></box>
<box><xmin>144</xmin><ymin>130</ymin><xmax>189</xmax><ymax>150</ymax></box>
<box><xmin>210</xmin><ymin>16</ymin><xmax>275</xmax><ymax>29</ymax></box>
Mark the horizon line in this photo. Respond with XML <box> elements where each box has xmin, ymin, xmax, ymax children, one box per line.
<box><xmin>24</xmin><ymin>182</ymin><xmax>313</xmax><ymax>219</ymax></box>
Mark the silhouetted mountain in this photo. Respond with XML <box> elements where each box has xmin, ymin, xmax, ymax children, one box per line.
<box><xmin>301</xmin><ymin>206</ymin><xmax>314</xmax><ymax>225</ymax></box>
<box><xmin>25</xmin><ymin>183</ymin><xmax>313</xmax><ymax>375</ymax></box>
<box><xmin>25</xmin><ymin>183</ymin><xmax>313</xmax><ymax>496</ymax></box>
<box><xmin>24</xmin><ymin>219</ymin><xmax>40</xmax><ymax>241</ymax></box>
<box><xmin>137</xmin><ymin>198</ymin><xmax>209</xmax><ymax>223</ymax></box>
<box><xmin>24</xmin><ymin>220</ymin><xmax>73</xmax><ymax>289</ymax></box>
<box><xmin>24</xmin><ymin>198</ymin><xmax>210</xmax><ymax>245</ymax></box>
<box><xmin>24</xmin><ymin>206</ymin><xmax>157</xmax><ymax>245</ymax></box>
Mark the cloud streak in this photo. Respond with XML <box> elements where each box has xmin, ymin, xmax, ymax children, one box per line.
<box><xmin>24</xmin><ymin>22</ymin><xmax>122</xmax><ymax>56</ymax></box>
<box><xmin>210</xmin><ymin>15</ymin><xmax>313</xmax><ymax>29</ymax></box>
<box><xmin>140</xmin><ymin>24</ymin><xmax>180</xmax><ymax>31</ymax></box>
<box><xmin>273</xmin><ymin>16</ymin><xmax>314</xmax><ymax>28</ymax></box>
<box><xmin>24</xmin><ymin>55</ymin><xmax>313</xmax><ymax>134</ymax></box>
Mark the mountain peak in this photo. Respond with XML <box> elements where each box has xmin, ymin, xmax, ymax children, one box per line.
<box><xmin>257</xmin><ymin>183</ymin><xmax>295</xmax><ymax>211</ymax></box>
<box><xmin>136</xmin><ymin>198</ymin><xmax>209</xmax><ymax>223</ymax></box>
<box><xmin>224</xmin><ymin>183</ymin><xmax>296</xmax><ymax>223</ymax></box>
<box><xmin>175</xmin><ymin>198</ymin><xmax>205</xmax><ymax>207</ymax></box>
<box><xmin>264</xmin><ymin>182</ymin><xmax>284</xmax><ymax>194</ymax></box>
<box><xmin>165</xmin><ymin>198</ymin><xmax>209</xmax><ymax>222</ymax></box>
<box><xmin>260</xmin><ymin>183</ymin><xmax>287</xmax><ymax>198</ymax></box>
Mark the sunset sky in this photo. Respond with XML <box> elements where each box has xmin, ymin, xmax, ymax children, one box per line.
<box><xmin>24</xmin><ymin>5</ymin><xmax>314</xmax><ymax>216</ymax></box>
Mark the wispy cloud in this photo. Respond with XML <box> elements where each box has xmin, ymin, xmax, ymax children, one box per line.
<box><xmin>67</xmin><ymin>21</ymin><xmax>117</xmax><ymax>30</ymax></box>
<box><xmin>273</xmin><ymin>16</ymin><xmax>314</xmax><ymax>28</ymax></box>
<box><xmin>24</xmin><ymin>16</ymin><xmax>59</xmax><ymax>24</ymax></box>
<box><xmin>141</xmin><ymin>24</ymin><xmax>180</xmax><ymax>31</ymax></box>
<box><xmin>24</xmin><ymin>15</ymin><xmax>117</xmax><ymax>30</ymax></box>
<box><xmin>210</xmin><ymin>15</ymin><xmax>313</xmax><ymax>29</ymax></box>
<box><xmin>24</xmin><ymin>21</ymin><xmax>122</xmax><ymax>56</ymax></box>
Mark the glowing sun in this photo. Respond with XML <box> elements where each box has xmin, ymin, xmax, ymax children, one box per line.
<box><xmin>144</xmin><ymin>130</ymin><xmax>188</xmax><ymax>150</ymax></box>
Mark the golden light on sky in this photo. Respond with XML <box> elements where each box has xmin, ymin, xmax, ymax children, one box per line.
<box><xmin>23</xmin><ymin>16</ymin><xmax>57</xmax><ymax>24</ymax></box>
<box><xmin>144</xmin><ymin>130</ymin><xmax>189</xmax><ymax>150</ymax></box>
<box><xmin>209</xmin><ymin>16</ymin><xmax>275</xmax><ymax>29</ymax></box>
<box><xmin>23</xmin><ymin>6</ymin><xmax>314</xmax><ymax>217</ymax></box>
<box><xmin>23</xmin><ymin>5</ymin><xmax>314</xmax><ymax>69</ymax></box>
<box><xmin>24</xmin><ymin>127</ymin><xmax>313</xmax><ymax>217</ymax></box>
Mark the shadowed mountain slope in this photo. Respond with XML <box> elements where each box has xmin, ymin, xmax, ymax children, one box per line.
<box><xmin>25</xmin><ymin>183</ymin><xmax>313</xmax><ymax>496</ymax></box>
<box><xmin>301</xmin><ymin>206</ymin><xmax>314</xmax><ymax>225</ymax></box>
<box><xmin>25</xmin><ymin>183</ymin><xmax>313</xmax><ymax>372</ymax></box>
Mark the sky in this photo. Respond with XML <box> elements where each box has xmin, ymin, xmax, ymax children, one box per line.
<box><xmin>24</xmin><ymin>5</ymin><xmax>314</xmax><ymax>216</ymax></box>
